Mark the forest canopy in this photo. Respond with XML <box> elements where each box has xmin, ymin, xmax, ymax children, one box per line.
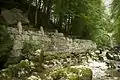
<box><xmin>0</xmin><ymin>0</ymin><xmax>120</xmax><ymax>46</ymax></box>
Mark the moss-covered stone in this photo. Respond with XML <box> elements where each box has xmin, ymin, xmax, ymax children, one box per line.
<box><xmin>48</xmin><ymin>66</ymin><xmax>92</xmax><ymax>80</ymax></box>
<box><xmin>0</xmin><ymin>59</ymin><xmax>34</xmax><ymax>80</ymax></box>
<box><xmin>44</xmin><ymin>52</ymin><xmax>73</xmax><ymax>61</ymax></box>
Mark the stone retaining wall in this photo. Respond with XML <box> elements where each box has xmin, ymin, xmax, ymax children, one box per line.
<box><xmin>7</xmin><ymin>26</ymin><xmax>97</xmax><ymax>57</ymax></box>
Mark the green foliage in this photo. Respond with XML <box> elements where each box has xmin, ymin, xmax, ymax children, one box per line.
<box><xmin>112</xmin><ymin>21</ymin><xmax>120</xmax><ymax>44</ymax></box>
<box><xmin>18</xmin><ymin>0</ymin><xmax>109</xmax><ymax>45</ymax></box>
<box><xmin>22</xmin><ymin>40</ymin><xmax>50</xmax><ymax>54</ymax></box>
<box><xmin>53</xmin><ymin>0</ymin><xmax>105</xmax><ymax>39</ymax></box>
<box><xmin>111</xmin><ymin>0</ymin><xmax>120</xmax><ymax>44</ymax></box>
<box><xmin>22</xmin><ymin>41</ymin><xmax>40</xmax><ymax>55</ymax></box>
<box><xmin>111</xmin><ymin>0</ymin><xmax>120</xmax><ymax>20</ymax></box>
<box><xmin>0</xmin><ymin>25</ymin><xmax>13</xmax><ymax>57</ymax></box>
<box><xmin>22</xmin><ymin>40</ymin><xmax>49</xmax><ymax>56</ymax></box>
<box><xmin>0</xmin><ymin>40</ymin><xmax>46</xmax><ymax>79</ymax></box>
<box><xmin>53</xmin><ymin>0</ymin><xmax>107</xmax><ymax>45</ymax></box>
<box><xmin>0</xmin><ymin>59</ymin><xmax>34</xmax><ymax>80</ymax></box>
<box><xmin>22</xmin><ymin>41</ymin><xmax>40</xmax><ymax>60</ymax></box>
<box><xmin>44</xmin><ymin>52</ymin><xmax>72</xmax><ymax>61</ymax></box>
<box><xmin>22</xmin><ymin>41</ymin><xmax>45</xmax><ymax>71</ymax></box>
<box><xmin>92</xmin><ymin>29</ymin><xmax>110</xmax><ymax>47</ymax></box>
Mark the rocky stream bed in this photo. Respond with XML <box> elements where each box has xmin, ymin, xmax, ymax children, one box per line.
<box><xmin>0</xmin><ymin>45</ymin><xmax>120</xmax><ymax>80</ymax></box>
<box><xmin>41</xmin><ymin>46</ymin><xmax>120</xmax><ymax>80</ymax></box>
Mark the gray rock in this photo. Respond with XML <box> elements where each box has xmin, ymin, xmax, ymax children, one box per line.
<box><xmin>15</xmin><ymin>35</ymin><xmax>22</xmax><ymax>40</ymax></box>
<box><xmin>22</xmin><ymin>35</ymin><xmax>30</xmax><ymax>40</ymax></box>
<box><xmin>11</xmin><ymin>49</ymin><xmax>22</xmax><ymax>57</ymax></box>
<box><xmin>38</xmin><ymin>31</ymin><xmax>41</xmax><ymax>34</ymax></box>
<box><xmin>10</xmin><ymin>28</ymin><xmax>18</xmax><ymax>34</ymax></box>
<box><xmin>40</xmin><ymin>26</ymin><xmax>45</xmax><ymax>36</ymax></box>
<box><xmin>32</xmin><ymin>36</ymin><xmax>38</xmax><ymax>40</ymax></box>
<box><xmin>23</xmin><ymin>31</ymin><xmax>29</xmax><ymax>35</ymax></box>
<box><xmin>28</xmin><ymin>31</ymin><xmax>34</xmax><ymax>35</ymax></box>
<box><xmin>1</xmin><ymin>10</ymin><xmax>17</xmax><ymax>25</ymax></box>
<box><xmin>55</xmin><ymin>29</ymin><xmax>58</xmax><ymax>33</ymax></box>
<box><xmin>11</xmin><ymin>8</ymin><xmax>23</xmax><ymax>13</ymax></box>
<box><xmin>10</xmin><ymin>35</ymin><xmax>14</xmax><ymax>39</ymax></box>
<box><xmin>57</xmin><ymin>33</ymin><xmax>64</xmax><ymax>37</ymax></box>
<box><xmin>13</xmin><ymin>40</ymin><xmax>23</xmax><ymax>50</ymax></box>
<box><xmin>7</xmin><ymin>27</ymin><xmax>97</xmax><ymax>53</ymax></box>
<box><xmin>1</xmin><ymin>8</ymin><xmax>29</xmax><ymax>25</ymax></box>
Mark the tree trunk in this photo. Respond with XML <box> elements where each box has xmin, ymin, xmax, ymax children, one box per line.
<box><xmin>35</xmin><ymin>0</ymin><xmax>38</xmax><ymax>26</ymax></box>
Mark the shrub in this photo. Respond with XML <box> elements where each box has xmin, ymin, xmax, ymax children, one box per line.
<box><xmin>0</xmin><ymin>25</ymin><xmax>13</xmax><ymax>57</ymax></box>
<box><xmin>22</xmin><ymin>41</ymin><xmax>45</xmax><ymax>72</ymax></box>
<box><xmin>0</xmin><ymin>59</ymin><xmax>34</xmax><ymax>80</ymax></box>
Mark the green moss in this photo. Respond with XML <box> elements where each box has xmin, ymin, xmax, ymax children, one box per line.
<box><xmin>69</xmin><ymin>74</ymin><xmax>79</xmax><ymax>80</ymax></box>
<box><xmin>50</xmin><ymin>68</ymin><xmax>67</xmax><ymax>79</ymax></box>
<box><xmin>48</xmin><ymin>66</ymin><xmax>92</xmax><ymax>80</ymax></box>
<box><xmin>44</xmin><ymin>52</ymin><xmax>72</xmax><ymax>61</ymax></box>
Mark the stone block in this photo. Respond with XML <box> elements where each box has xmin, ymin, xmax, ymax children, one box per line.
<box><xmin>38</xmin><ymin>31</ymin><xmax>41</xmax><ymax>34</ymax></box>
<box><xmin>32</xmin><ymin>36</ymin><xmax>38</xmax><ymax>40</ymax></box>
<box><xmin>23</xmin><ymin>31</ymin><xmax>29</xmax><ymax>35</ymax></box>
<box><xmin>11</xmin><ymin>49</ymin><xmax>22</xmax><ymax>57</ymax></box>
<box><xmin>10</xmin><ymin>35</ymin><xmax>14</xmax><ymax>39</ymax></box>
<box><xmin>11</xmin><ymin>28</ymin><xmax>18</xmax><ymax>34</ymax></box>
<box><xmin>28</xmin><ymin>30</ymin><xmax>34</xmax><ymax>35</ymax></box>
<box><xmin>22</xmin><ymin>35</ymin><xmax>30</xmax><ymax>40</ymax></box>
<box><xmin>13</xmin><ymin>40</ymin><xmax>23</xmax><ymax>49</ymax></box>
<box><xmin>40</xmin><ymin>26</ymin><xmax>45</xmax><ymax>36</ymax></box>
<box><xmin>15</xmin><ymin>35</ymin><xmax>22</xmax><ymax>40</ymax></box>
<box><xmin>1</xmin><ymin>10</ymin><xmax>17</xmax><ymax>24</ymax></box>
<box><xmin>57</xmin><ymin>33</ymin><xmax>64</xmax><ymax>37</ymax></box>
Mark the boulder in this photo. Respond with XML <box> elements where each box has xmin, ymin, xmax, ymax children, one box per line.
<box><xmin>48</xmin><ymin>66</ymin><xmax>92</xmax><ymax>80</ymax></box>
<box><xmin>1</xmin><ymin>8</ymin><xmax>29</xmax><ymax>25</ymax></box>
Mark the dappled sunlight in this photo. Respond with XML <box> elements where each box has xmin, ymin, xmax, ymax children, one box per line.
<box><xmin>0</xmin><ymin>0</ymin><xmax>120</xmax><ymax>80</ymax></box>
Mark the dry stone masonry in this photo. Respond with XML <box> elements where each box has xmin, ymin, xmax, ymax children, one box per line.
<box><xmin>7</xmin><ymin>26</ymin><xmax>97</xmax><ymax>57</ymax></box>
